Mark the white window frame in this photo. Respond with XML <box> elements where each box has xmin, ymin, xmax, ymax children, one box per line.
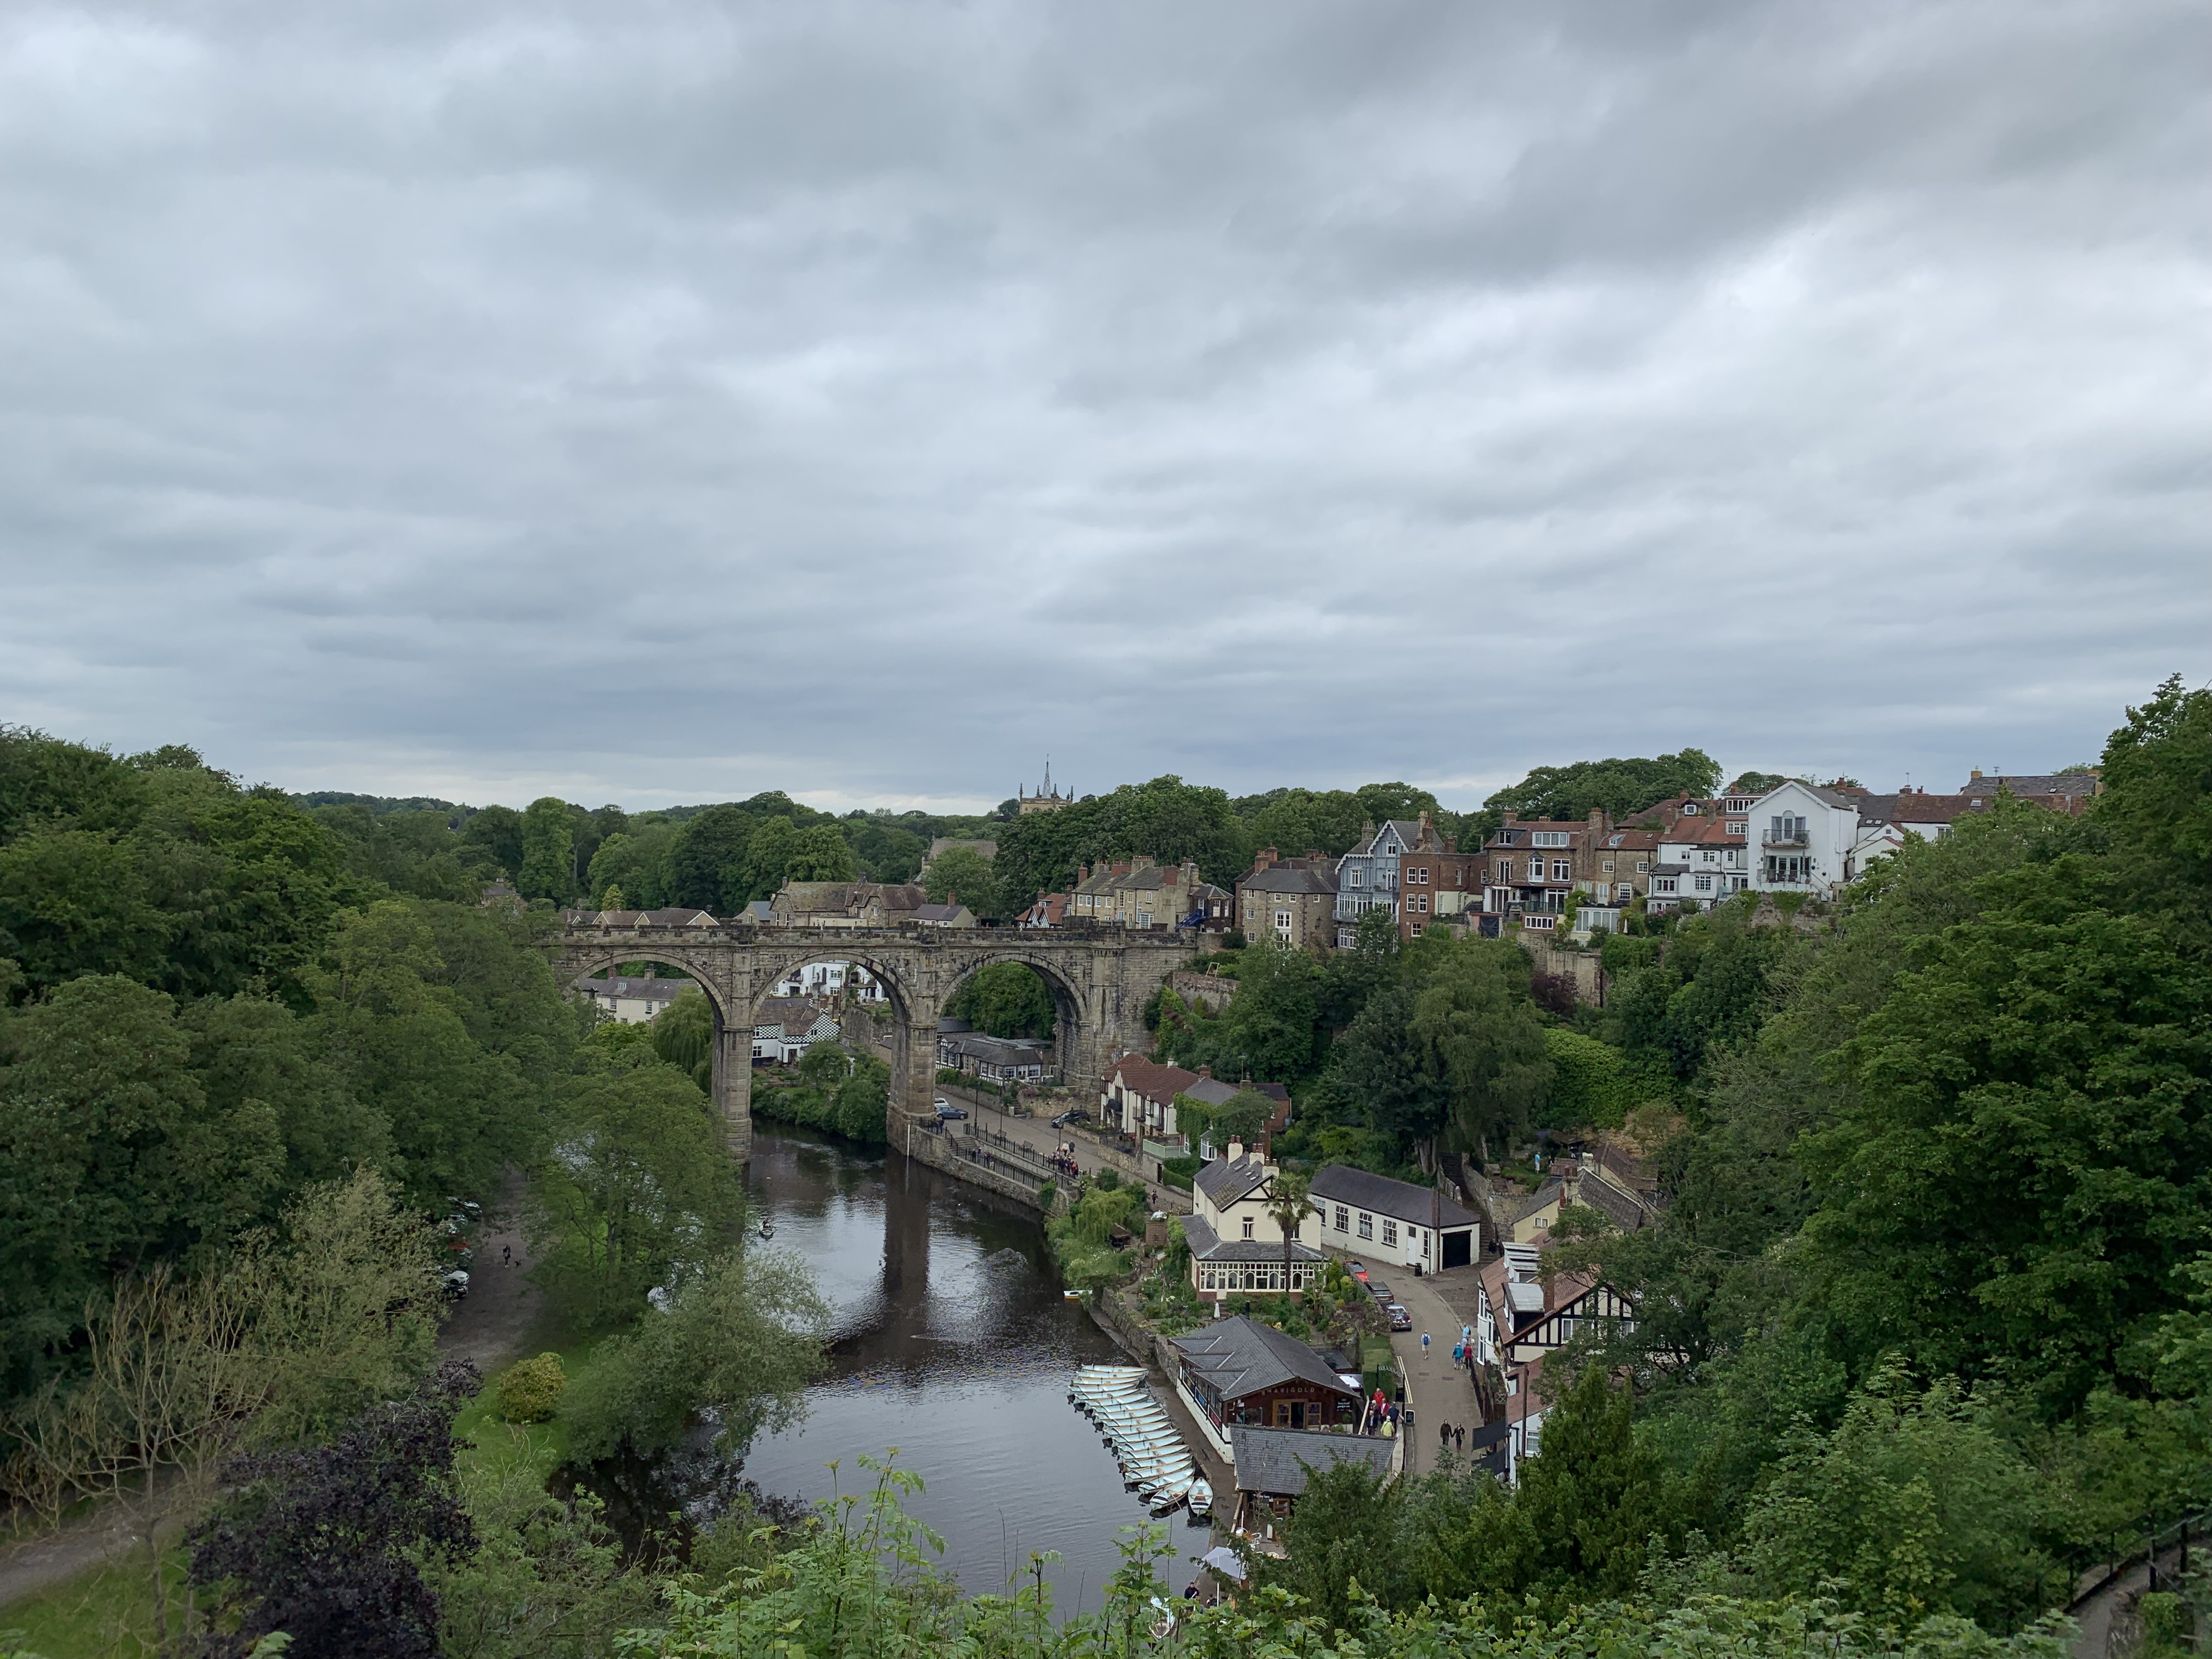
<box><xmin>1357</xmin><ymin>1212</ymin><xmax>1373</xmax><ymax>1239</ymax></box>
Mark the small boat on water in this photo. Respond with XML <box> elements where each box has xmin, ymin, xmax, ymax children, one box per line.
<box><xmin>1067</xmin><ymin>1365</ymin><xmax>1205</xmax><ymax>1513</ymax></box>
<box><xmin>1186</xmin><ymin>1479</ymin><xmax>1212</xmax><ymax>1521</ymax></box>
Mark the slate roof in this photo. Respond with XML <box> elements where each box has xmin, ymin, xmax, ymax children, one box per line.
<box><xmin>1347</xmin><ymin>820</ymin><xmax>1425</xmax><ymax>856</ymax></box>
<box><xmin>1956</xmin><ymin>773</ymin><xmax>2098</xmax><ymax>799</ymax></box>
<box><xmin>1238</xmin><ymin>865</ymin><xmax>1338</xmax><ymax>895</ymax></box>
<box><xmin>915</xmin><ymin>902</ymin><xmax>972</xmax><ymax>924</ymax></box>
<box><xmin>584</xmin><ymin>975</ymin><xmax>696</xmax><ymax>1001</ymax></box>
<box><xmin>1231</xmin><ymin>1425</ymin><xmax>1395</xmax><ymax>1497</ymax></box>
<box><xmin>1172</xmin><ymin>1317</ymin><xmax>1359</xmax><ymax>1403</ymax></box>
<box><xmin>755</xmin><ymin>996</ymin><xmax>838</xmax><ymax>1035</ymax></box>
<box><xmin>944</xmin><ymin>1033</ymin><xmax>1044</xmax><ymax>1066</ymax></box>
<box><xmin>1180</xmin><ymin>1076</ymin><xmax>1240</xmax><ymax>1109</ymax></box>
<box><xmin>1182</xmin><ymin>1214</ymin><xmax>1325</xmax><ymax>1263</ymax></box>
<box><xmin>1854</xmin><ymin>791</ymin><xmax>2066</xmax><ymax>827</ymax></box>
<box><xmin>1194</xmin><ymin>1153</ymin><xmax>1273</xmax><ymax>1210</ymax></box>
<box><xmin>1310</xmin><ymin>1164</ymin><xmax>1479</xmax><ymax>1230</ymax></box>
<box><xmin>1576</xmin><ymin>1175</ymin><xmax>1648</xmax><ymax>1233</ymax></box>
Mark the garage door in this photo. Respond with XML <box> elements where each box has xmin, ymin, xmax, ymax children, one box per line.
<box><xmin>1441</xmin><ymin>1229</ymin><xmax>1472</xmax><ymax>1269</ymax></box>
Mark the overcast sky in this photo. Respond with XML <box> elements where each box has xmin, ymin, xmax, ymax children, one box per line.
<box><xmin>3</xmin><ymin>1</ymin><xmax>2207</xmax><ymax>814</ymax></box>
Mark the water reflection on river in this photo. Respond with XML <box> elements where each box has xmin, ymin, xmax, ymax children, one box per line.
<box><xmin>740</xmin><ymin>1126</ymin><xmax>1209</xmax><ymax>1615</ymax></box>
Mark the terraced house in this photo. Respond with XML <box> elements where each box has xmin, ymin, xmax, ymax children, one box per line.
<box><xmin>1234</xmin><ymin>848</ymin><xmax>1336</xmax><ymax>951</ymax></box>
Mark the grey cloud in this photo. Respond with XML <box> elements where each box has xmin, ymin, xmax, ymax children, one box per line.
<box><xmin>0</xmin><ymin>0</ymin><xmax>2206</xmax><ymax>810</ymax></box>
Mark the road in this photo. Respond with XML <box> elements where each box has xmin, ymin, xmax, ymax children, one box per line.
<box><xmin>1347</xmin><ymin>1262</ymin><xmax>1487</xmax><ymax>1479</ymax></box>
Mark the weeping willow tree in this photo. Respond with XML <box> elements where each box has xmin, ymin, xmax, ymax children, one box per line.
<box><xmin>651</xmin><ymin>987</ymin><xmax>716</xmax><ymax>1092</ymax></box>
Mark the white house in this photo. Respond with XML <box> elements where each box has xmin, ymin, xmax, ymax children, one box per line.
<box><xmin>580</xmin><ymin>975</ymin><xmax>697</xmax><ymax>1023</ymax></box>
<box><xmin>1183</xmin><ymin>1143</ymin><xmax>1326</xmax><ymax>1305</ymax></box>
<box><xmin>1743</xmin><ymin>781</ymin><xmax>1871</xmax><ymax>899</ymax></box>
<box><xmin>770</xmin><ymin>961</ymin><xmax>889</xmax><ymax>1003</ymax></box>
<box><xmin>752</xmin><ymin>998</ymin><xmax>840</xmax><ymax>1062</ymax></box>
<box><xmin>1310</xmin><ymin>1164</ymin><xmax>1480</xmax><ymax>1270</ymax></box>
<box><xmin>1646</xmin><ymin>805</ymin><xmax>1750</xmax><ymax>915</ymax></box>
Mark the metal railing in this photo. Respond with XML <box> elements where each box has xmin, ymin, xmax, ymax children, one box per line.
<box><xmin>2070</xmin><ymin>1503</ymin><xmax>2212</xmax><ymax>1612</ymax></box>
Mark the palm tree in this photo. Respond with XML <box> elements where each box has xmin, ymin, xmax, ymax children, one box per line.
<box><xmin>1264</xmin><ymin>1169</ymin><xmax>1318</xmax><ymax>1300</ymax></box>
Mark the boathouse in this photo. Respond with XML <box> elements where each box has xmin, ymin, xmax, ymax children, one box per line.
<box><xmin>1229</xmin><ymin>1424</ymin><xmax>1400</xmax><ymax>1543</ymax></box>
<box><xmin>1171</xmin><ymin>1317</ymin><xmax>1362</xmax><ymax>1460</ymax></box>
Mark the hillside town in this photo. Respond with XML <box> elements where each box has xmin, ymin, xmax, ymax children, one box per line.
<box><xmin>558</xmin><ymin>764</ymin><xmax>2108</xmax><ymax>1538</ymax></box>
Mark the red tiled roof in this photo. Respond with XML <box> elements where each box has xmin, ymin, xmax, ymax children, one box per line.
<box><xmin>1108</xmin><ymin>1054</ymin><xmax>1203</xmax><ymax>1105</ymax></box>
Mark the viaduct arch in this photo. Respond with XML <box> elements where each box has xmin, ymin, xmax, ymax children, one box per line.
<box><xmin>555</xmin><ymin>921</ymin><xmax>1202</xmax><ymax>1160</ymax></box>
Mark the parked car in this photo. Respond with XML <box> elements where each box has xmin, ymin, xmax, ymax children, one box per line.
<box><xmin>935</xmin><ymin>1102</ymin><xmax>969</xmax><ymax>1121</ymax></box>
<box><xmin>933</xmin><ymin>1096</ymin><xmax>951</xmax><ymax>1111</ymax></box>
<box><xmin>1051</xmin><ymin>1110</ymin><xmax>1090</xmax><ymax>1128</ymax></box>
<box><xmin>441</xmin><ymin>1269</ymin><xmax>471</xmax><ymax>1300</ymax></box>
<box><xmin>1345</xmin><ymin>1260</ymin><xmax>1370</xmax><ymax>1283</ymax></box>
<box><xmin>1386</xmin><ymin>1303</ymin><xmax>1412</xmax><ymax>1332</ymax></box>
<box><xmin>1369</xmin><ymin>1279</ymin><xmax>1394</xmax><ymax>1304</ymax></box>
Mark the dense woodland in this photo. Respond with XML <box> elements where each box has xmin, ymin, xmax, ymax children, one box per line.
<box><xmin>1</xmin><ymin>685</ymin><xmax>2209</xmax><ymax>1657</ymax></box>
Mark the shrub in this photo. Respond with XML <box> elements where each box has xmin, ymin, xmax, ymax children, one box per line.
<box><xmin>1094</xmin><ymin>1167</ymin><xmax>1120</xmax><ymax>1190</ymax></box>
<box><xmin>496</xmin><ymin>1353</ymin><xmax>568</xmax><ymax>1424</ymax></box>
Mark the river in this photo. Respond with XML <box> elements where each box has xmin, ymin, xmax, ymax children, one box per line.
<box><xmin>736</xmin><ymin>1125</ymin><xmax>1211</xmax><ymax>1615</ymax></box>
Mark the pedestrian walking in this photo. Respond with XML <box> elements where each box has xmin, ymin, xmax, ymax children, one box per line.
<box><xmin>501</xmin><ymin>1245</ymin><xmax>512</xmax><ymax>1267</ymax></box>
<box><xmin>1438</xmin><ymin>1420</ymin><xmax>1452</xmax><ymax>1449</ymax></box>
<box><xmin>1455</xmin><ymin>1425</ymin><xmax>1465</xmax><ymax>1454</ymax></box>
<box><xmin>1421</xmin><ymin>1330</ymin><xmax>1431</xmax><ymax>1356</ymax></box>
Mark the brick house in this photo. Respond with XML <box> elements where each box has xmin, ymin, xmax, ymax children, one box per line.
<box><xmin>1394</xmin><ymin>820</ymin><xmax>1479</xmax><ymax>941</ymax></box>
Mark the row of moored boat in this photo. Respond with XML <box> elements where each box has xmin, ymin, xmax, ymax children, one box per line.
<box><xmin>1068</xmin><ymin>1365</ymin><xmax>1212</xmax><ymax>1521</ymax></box>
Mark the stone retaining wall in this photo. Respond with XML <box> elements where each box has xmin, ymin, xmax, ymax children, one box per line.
<box><xmin>1169</xmin><ymin>970</ymin><xmax>1237</xmax><ymax>1012</ymax></box>
<box><xmin>1518</xmin><ymin>936</ymin><xmax>1606</xmax><ymax>1006</ymax></box>
<box><xmin>898</xmin><ymin>1115</ymin><xmax>1059</xmax><ymax>1214</ymax></box>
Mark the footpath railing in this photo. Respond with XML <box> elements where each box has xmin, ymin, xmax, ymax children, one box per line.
<box><xmin>2070</xmin><ymin>1503</ymin><xmax>2212</xmax><ymax>1612</ymax></box>
<box><xmin>948</xmin><ymin>1122</ymin><xmax>1060</xmax><ymax>1186</ymax></box>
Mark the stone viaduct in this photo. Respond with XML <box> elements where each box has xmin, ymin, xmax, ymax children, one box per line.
<box><xmin>554</xmin><ymin>920</ymin><xmax>1203</xmax><ymax>1159</ymax></box>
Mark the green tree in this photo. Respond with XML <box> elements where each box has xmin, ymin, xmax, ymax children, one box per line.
<box><xmin>786</xmin><ymin>822</ymin><xmax>859</xmax><ymax>883</ymax></box>
<box><xmin>1486</xmin><ymin>749</ymin><xmax>1722</xmax><ymax>825</ymax></box>
<box><xmin>0</xmin><ymin>976</ymin><xmax>286</xmax><ymax>1395</ymax></box>
<box><xmin>1488</xmin><ymin>1364</ymin><xmax>1669</xmax><ymax>1601</ymax></box>
<box><xmin>743</xmin><ymin>816</ymin><xmax>803</xmax><ymax>901</ymax></box>
<box><xmin>1796</xmin><ymin>865</ymin><xmax>2212</xmax><ymax>1414</ymax></box>
<box><xmin>518</xmin><ymin>797</ymin><xmax>577</xmax><ymax>904</ymax></box>
<box><xmin>945</xmin><ymin>962</ymin><xmax>1055</xmax><ymax>1038</ymax></box>
<box><xmin>559</xmin><ymin>1248</ymin><xmax>827</xmax><ymax>1462</ymax></box>
<box><xmin>923</xmin><ymin>845</ymin><xmax>1000</xmax><ymax>917</ymax></box>
<box><xmin>462</xmin><ymin>804</ymin><xmax>527</xmax><ymax>882</ymax></box>
<box><xmin>1409</xmin><ymin>939</ymin><xmax>1551</xmax><ymax>1163</ymax></box>
<box><xmin>528</xmin><ymin>1050</ymin><xmax>743</xmax><ymax>1327</ymax></box>
<box><xmin>1212</xmin><ymin>936</ymin><xmax>1321</xmax><ymax>1081</ymax></box>
<box><xmin>651</xmin><ymin>985</ymin><xmax>717</xmax><ymax>1092</ymax></box>
<box><xmin>1540</xmin><ymin>1027</ymin><xmax>1633</xmax><ymax>1131</ymax></box>
<box><xmin>1741</xmin><ymin>1367</ymin><xmax>2062</xmax><ymax>1629</ymax></box>
<box><xmin>304</xmin><ymin>901</ymin><xmax>533</xmax><ymax>1208</ymax></box>
<box><xmin>588</xmin><ymin>821</ymin><xmax>681</xmax><ymax>910</ymax></box>
<box><xmin>668</xmin><ymin>805</ymin><xmax>754</xmax><ymax>912</ymax></box>
<box><xmin>1254</xmin><ymin>1455</ymin><xmax>1412</xmax><ymax>1627</ymax></box>
<box><xmin>1265</xmin><ymin>1169</ymin><xmax>1317</xmax><ymax>1291</ymax></box>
